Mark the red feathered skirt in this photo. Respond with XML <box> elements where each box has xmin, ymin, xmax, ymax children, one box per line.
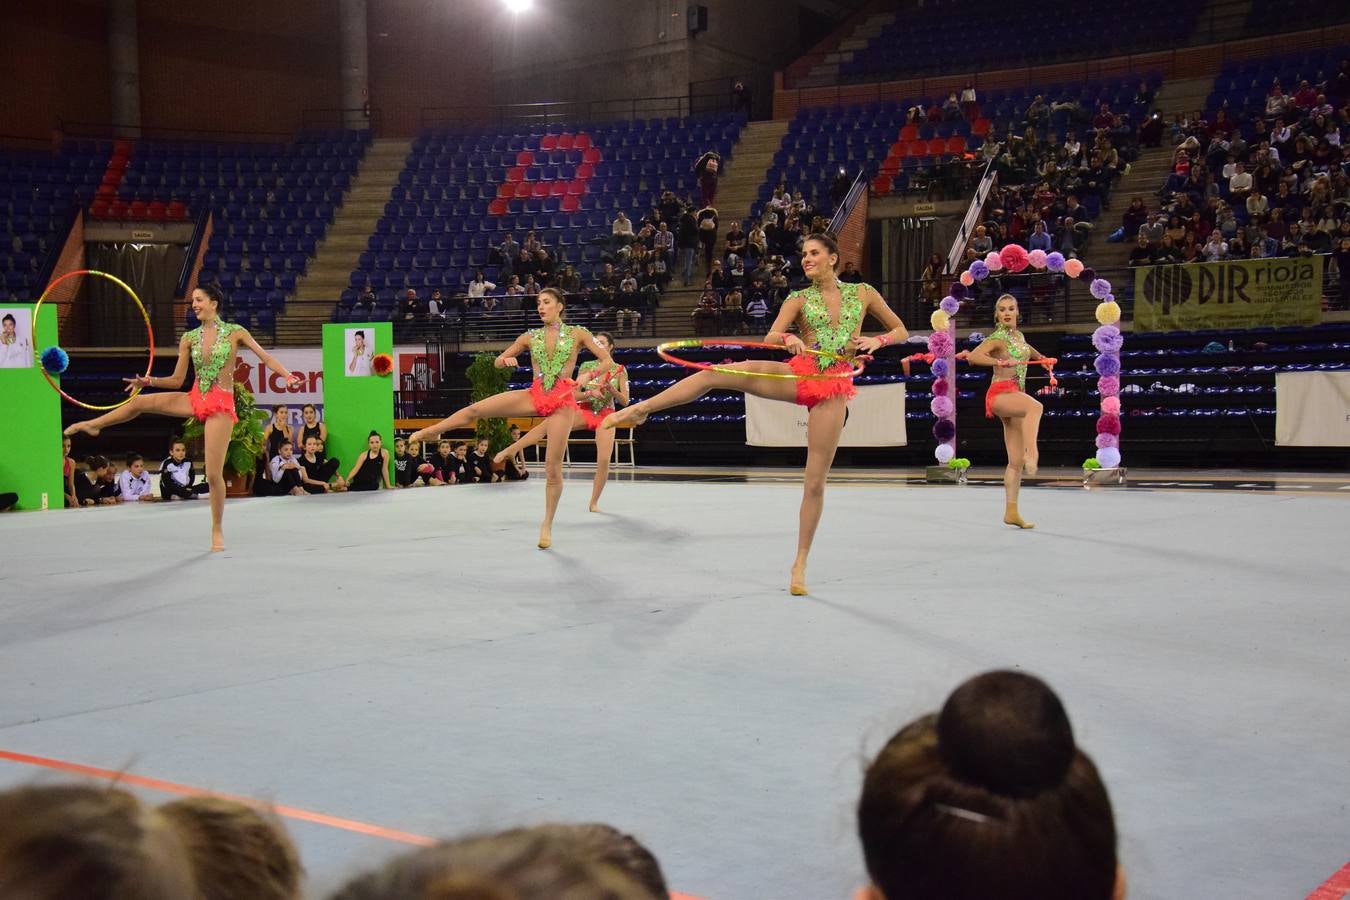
<box><xmin>789</xmin><ymin>354</ymin><xmax>857</xmax><ymax>409</ymax></box>
<box><xmin>530</xmin><ymin>377</ymin><xmax>578</xmax><ymax>416</ymax></box>
<box><xmin>189</xmin><ymin>383</ymin><xmax>238</xmax><ymax>423</ymax></box>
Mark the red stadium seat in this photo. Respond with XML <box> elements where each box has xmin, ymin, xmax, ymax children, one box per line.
<box><xmin>972</xmin><ymin>118</ymin><xmax>990</xmax><ymax>137</ymax></box>
<box><xmin>549</xmin><ymin>181</ymin><xmax>567</xmax><ymax>197</ymax></box>
<box><xmin>166</xmin><ymin>201</ymin><xmax>188</xmax><ymax>220</ymax></box>
<box><xmin>556</xmin><ymin>133</ymin><xmax>574</xmax><ymax>150</ymax></box>
<box><xmin>577</xmin><ymin>162</ymin><xmax>595</xmax><ymax>179</ymax></box>
<box><xmin>506</xmin><ymin>166</ymin><xmax>526</xmax><ymax>183</ymax></box>
<box><xmin>899</xmin><ymin>124</ymin><xmax>919</xmax><ymax>141</ymax></box>
<box><xmin>871</xmin><ymin>175</ymin><xmax>892</xmax><ymax>195</ymax></box>
<box><xmin>539</xmin><ymin>134</ymin><xmax>558</xmax><ymax>151</ymax></box>
<box><xmin>128</xmin><ymin>200</ymin><xmax>149</xmax><ymax>218</ymax></box>
<box><xmin>513</xmin><ymin>182</ymin><xmax>532</xmax><ymax>199</ymax></box>
<box><xmin>572</xmin><ymin>133</ymin><xmax>591</xmax><ymax>150</ymax></box>
<box><xmin>109</xmin><ymin>200</ymin><xmax>130</xmax><ymax>219</ymax></box>
<box><xmin>516</xmin><ymin>150</ymin><xmax>534</xmax><ymax>167</ymax></box>
<box><xmin>531</xmin><ymin>182</ymin><xmax>549</xmax><ymax>199</ymax></box>
<box><xmin>147</xmin><ymin>200</ymin><xmax>167</xmax><ymax>220</ymax></box>
<box><xmin>567</xmin><ymin>178</ymin><xmax>587</xmax><ymax>196</ymax></box>
<box><xmin>496</xmin><ymin>182</ymin><xmax>514</xmax><ymax>199</ymax></box>
<box><xmin>561</xmin><ymin>194</ymin><xmax>579</xmax><ymax>212</ymax></box>
<box><xmin>90</xmin><ymin>200</ymin><xmax>111</xmax><ymax>218</ymax></box>
<box><xmin>926</xmin><ymin>138</ymin><xmax>946</xmax><ymax>156</ymax></box>
<box><xmin>582</xmin><ymin>147</ymin><xmax>602</xmax><ymax>164</ymax></box>
<box><xmin>488</xmin><ymin>198</ymin><xmax>509</xmax><ymax>216</ymax></box>
<box><xmin>945</xmin><ymin>136</ymin><xmax>966</xmax><ymax>154</ymax></box>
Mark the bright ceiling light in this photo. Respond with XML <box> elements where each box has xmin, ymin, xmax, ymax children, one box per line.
<box><xmin>503</xmin><ymin>0</ymin><xmax>533</xmax><ymax>12</ymax></box>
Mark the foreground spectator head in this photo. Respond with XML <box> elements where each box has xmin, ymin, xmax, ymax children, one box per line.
<box><xmin>158</xmin><ymin>796</ymin><xmax>302</xmax><ymax>900</ymax></box>
<box><xmin>0</xmin><ymin>784</ymin><xmax>197</xmax><ymax>899</ymax></box>
<box><xmin>856</xmin><ymin>670</ymin><xmax>1120</xmax><ymax>900</ymax></box>
<box><xmin>328</xmin><ymin>826</ymin><xmax>661</xmax><ymax>900</ymax></box>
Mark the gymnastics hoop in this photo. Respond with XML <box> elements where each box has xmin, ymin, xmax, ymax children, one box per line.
<box><xmin>32</xmin><ymin>269</ymin><xmax>155</xmax><ymax>411</ymax></box>
<box><xmin>657</xmin><ymin>339</ymin><xmax>867</xmax><ymax>379</ymax></box>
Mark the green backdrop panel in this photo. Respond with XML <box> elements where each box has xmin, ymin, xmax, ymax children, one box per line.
<box><xmin>0</xmin><ymin>303</ymin><xmax>64</xmax><ymax>510</ymax></box>
<box><xmin>321</xmin><ymin>322</ymin><xmax>394</xmax><ymax>483</ymax></box>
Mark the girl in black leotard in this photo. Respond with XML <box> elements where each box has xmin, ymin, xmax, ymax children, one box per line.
<box><xmin>299</xmin><ymin>403</ymin><xmax>327</xmax><ymax>451</ymax></box>
<box><xmin>345</xmin><ymin>430</ymin><xmax>391</xmax><ymax>491</ymax></box>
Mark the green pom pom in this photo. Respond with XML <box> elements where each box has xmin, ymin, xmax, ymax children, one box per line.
<box><xmin>1083</xmin><ymin>458</ymin><xmax>1102</xmax><ymax>470</ymax></box>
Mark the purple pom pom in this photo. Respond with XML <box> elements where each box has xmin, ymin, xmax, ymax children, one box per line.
<box><xmin>1079</xmin><ymin>266</ymin><xmax>1097</xmax><ymax>282</ymax></box>
<box><xmin>1097</xmin><ymin>375</ymin><xmax>1120</xmax><ymax>396</ymax></box>
<box><xmin>931</xmin><ymin>357</ymin><xmax>950</xmax><ymax>378</ymax></box>
<box><xmin>1094</xmin><ymin>354</ymin><xmax>1121</xmax><ymax>377</ymax></box>
<box><xmin>970</xmin><ymin>260</ymin><xmax>989</xmax><ymax>280</ymax></box>
<box><xmin>931</xmin><ymin>395</ymin><xmax>955</xmax><ymax>418</ymax></box>
<box><xmin>940</xmin><ymin>295</ymin><xmax>961</xmax><ymax>315</ymax></box>
<box><xmin>1045</xmin><ymin>251</ymin><xmax>1066</xmax><ymax>272</ymax></box>
<box><xmin>928</xmin><ymin>331</ymin><xmax>954</xmax><ymax>357</ymax></box>
<box><xmin>949</xmin><ymin>282</ymin><xmax>968</xmax><ymax>300</ymax></box>
<box><xmin>933</xmin><ymin>419</ymin><xmax>956</xmax><ymax>443</ymax></box>
<box><xmin>935</xmin><ymin>443</ymin><xmax>955</xmax><ymax>464</ymax></box>
<box><xmin>932</xmin><ymin>378</ymin><xmax>950</xmax><ymax>397</ymax></box>
<box><xmin>1092</xmin><ymin>325</ymin><xmax>1123</xmax><ymax>354</ymax></box>
<box><xmin>1095</xmin><ymin>433</ymin><xmax>1119</xmax><ymax>449</ymax></box>
<box><xmin>1089</xmin><ymin>278</ymin><xmax>1113</xmax><ymax>300</ymax></box>
<box><xmin>1096</xmin><ymin>447</ymin><xmax>1122</xmax><ymax>469</ymax></box>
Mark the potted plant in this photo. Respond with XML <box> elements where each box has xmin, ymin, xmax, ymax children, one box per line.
<box><xmin>181</xmin><ymin>382</ymin><xmax>268</xmax><ymax>496</ymax></box>
<box><xmin>465</xmin><ymin>352</ymin><xmax>513</xmax><ymax>468</ymax></box>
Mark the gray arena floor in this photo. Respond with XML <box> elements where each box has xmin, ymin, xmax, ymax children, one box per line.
<box><xmin>1</xmin><ymin>470</ymin><xmax>1346</xmax><ymax>899</ymax></box>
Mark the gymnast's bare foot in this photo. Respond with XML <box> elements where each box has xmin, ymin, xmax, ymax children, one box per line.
<box><xmin>1023</xmin><ymin>448</ymin><xmax>1039</xmax><ymax>477</ymax></box>
<box><xmin>589</xmin><ymin>502</ymin><xmax>601</xmax><ymax>513</ymax></box>
<box><xmin>1003</xmin><ymin>503</ymin><xmax>1035</xmax><ymax>529</ymax></box>
<box><xmin>64</xmin><ymin>421</ymin><xmax>101</xmax><ymax>438</ymax></box>
<box><xmin>601</xmin><ymin>404</ymin><xmax>647</xmax><ymax>430</ymax></box>
<box><xmin>211</xmin><ymin>528</ymin><xmax>225</xmax><ymax>552</ymax></box>
<box><xmin>538</xmin><ymin>525</ymin><xmax>551</xmax><ymax>549</ymax></box>
<box><xmin>494</xmin><ymin>449</ymin><xmax>510</xmax><ymax>465</ymax></box>
<box><xmin>789</xmin><ymin>560</ymin><xmax>808</xmax><ymax>596</ymax></box>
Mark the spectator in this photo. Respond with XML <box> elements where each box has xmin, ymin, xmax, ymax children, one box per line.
<box><xmin>1027</xmin><ymin>220</ymin><xmax>1053</xmax><ymax>251</ymax></box>
<box><xmin>159</xmin><ymin>439</ymin><xmax>203</xmax><ymax>501</ymax></box>
<box><xmin>722</xmin><ymin>286</ymin><xmax>744</xmax><ymax>334</ymax></box>
<box><xmin>426</xmin><ymin>287</ymin><xmax>446</xmax><ymax>320</ymax></box>
<box><xmin>428</xmin><ymin>439</ymin><xmax>460</xmax><ymax>485</ymax></box>
<box><xmin>691</xmin><ymin>282</ymin><xmax>721</xmax><ymax>335</ymax></box>
<box><xmin>724</xmin><ymin>221</ymin><xmax>748</xmax><ymax>258</ymax></box>
<box><xmin>268</xmin><ymin>440</ymin><xmax>306</xmax><ymax>496</ymax></box>
<box><xmin>62</xmin><ymin>436</ymin><xmax>77</xmax><ymax>507</ymax></box>
<box><xmin>676</xmin><ymin>207</ymin><xmax>700</xmax><ymax>285</ymax></box>
<box><xmin>157</xmin><ymin>795</ymin><xmax>302</xmax><ymax>900</ymax></box>
<box><xmin>467</xmin><ymin>438</ymin><xmax>494</xmax><ymax>483</ymax></box>
<box><xmin>1228</xmin><ymin>162</ymin><xmax>1253</xmax><ymax>200</ymax></box>
<box><xmin>74</xmin><ymin>454</ymin><xmax>115</xmax><ymax>506</ymax></box>
<box><xmin>1246</xmin><ymin>189</ymin><xmax>1269</xmax><ymax>218</ymax></box>
<box><xmin>1128</xmin><ymin>234</ymin><xmax>1156</xmax><ymax>267</ymax></box>
<box><xmin>297</xmin><ymin>404</ymin><xmax>328</xmax><ymax>454</ymax></box>
<box><xmin>839</xmin><ymin>260</ymin><xmax>863</xmax><ymax>283</ymax></box>
<box><xmin>1156</xmin><ymin>233</ymin><xmax>1184</xmax><ymax>264</ymax></box>
<box><xmin>497</xmin><ymin>233</ymin><xmax>520</xmax><ymax>270</ymax></box>
<box><xmin>1203</xmin><ymin>231</ymin><xmax>1229</xmax><ymax>261</ymax></box>
<box><xmin>501</xmin><ymin>425</ymin><xmax>529</xmax><ymax>481</ymax></box>
<box><xmin>298</xmin><ymin>435</ymin><xmax>344</xmax><ymax>492</ymax></box>
<box><xmin>118</xmin><ymin>452</ymin><xmax>154</xmax><ymax>502</ymax></box>
<box><xmin>970</xmin><ymin>225</ymin><xmax>993</xmax><ymax>256</ymax></box>
<box><xmin>611</xmin><ymin>211</ymin><xmax>635</xmax><ymax>248</ymax></box>
<box><xmin>327</xmin><ymin>826</ymin><xmax>659</xmax><ymax>900</ymax></box>
<box><xmin>693</xmin><ymin>150</ymin><xmax>722</xmax><ymax>206</ymax></box>
<box><xmin>344</xmin><ymin>430</ymin><xmax>391</xmax><ymax>492</ymax></box>
<box><xmin>857</xmin><ymin>670</ymin><xmax>1120</xmax><ymax>900</ymax></box>
<box><xmin>732</xmin><ymin>78</ymin><xmax>752</xmax><ymax>116</ymax></box>
<box><xmin>697</xmin><ymin>206</ymin><xmax>719</xmax><ymax>272</ymax></box>
<box><xmin>399</xmin><ymin>289</ymin><xmax>422</xmax><ymax>323</ymax></box>
<box><xmin>467</xmin><ymin>270</ymin><xmax>495</xmax><ymax>302</ymax></box>
<box><xmin>744</xmin><ymin>285</ymin><xmax>770</xmax><ymax>332</ymax></box>
<box><xmin>921</xmin><ymin>253</ymin><xmax>945</xmax><ymax>308</ymax></box>
<box><xmin>1140</xmin><ymin>213</ymin><xmax>1166</xmax><ymax>248</ymax></box>
<box><xmin>653</xmin><ymin>220</ymin><xmax>675</xmax><ymax>267</ymax></box>
<box><xmin>354</xmin><ymin>284</ymin><xmax>375</xmax><ymax>319</ymax></box>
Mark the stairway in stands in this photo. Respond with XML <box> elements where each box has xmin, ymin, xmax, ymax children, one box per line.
<box><xmin>285</xmin><ymin>138</ymin><xmax>411</xmax><ymax>341</ymax></box>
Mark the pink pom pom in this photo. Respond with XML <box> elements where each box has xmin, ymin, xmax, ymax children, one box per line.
<box><xmin>999</xmin><ymin>244</ymin><xmax>1030</xmax><ymax>273</ymax></box>
<box><xmin>1064</xmin><ymin>258</ymin><xmax>1084</xmax><ymax>278</ymax></box>
<box><xmin>959</xmin><ymin>270</ymin><xmax>975</xmax><ymax>286</ymax></box>
<box><xmin>1097</xmin><ymin>375</ymin><xmax>1120</xmax><ymax>396</ymax></box>
<box><xmin>1101</xmin><ymin>396</ymin><xmax>1121</xmax><ymax>415</ymax></box>
<box><xmin>1027</xmin><ymin>248</ymin><xmax>1048</xmax><ymax>269</ymax></box>
<box><xmin>984</xmin><ymin>250</ymin><xmax>1004</xmax><ymax>271</ymax></box>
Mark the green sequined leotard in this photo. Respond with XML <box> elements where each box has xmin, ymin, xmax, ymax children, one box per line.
<box><xmin>186</xmin><ymin>321</ymin><xmax>243</xmax><ymax>391</ymax></box>
<box><xmin>793</xmin><ymin>280</ymin><xmax>865</xmax><ymax>371</ymax></box>
<box><xmin>990</xmin><ymin>325</ymin><xmax>1030</xmax><ymax>389</ymax></box>
<box><xmin>529</xmin><ymin>324</ymin><xmax>583</xmax><ymax>390</ymax></box>
<box><xmin>577</xmin><ymin>360</ymin><xmax>625</xmax><ymax>413</ymax></box>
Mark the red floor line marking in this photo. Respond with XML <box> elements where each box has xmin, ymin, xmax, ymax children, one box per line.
<box><xmin>0</xmin><ymin>749</ymin><xmax>706</xmax><ymax>900</ymax></box>
<box><xmin>1306</xmin><ymin>861</ymin><xmax>1350</xmax><ymax>899</ymax></box>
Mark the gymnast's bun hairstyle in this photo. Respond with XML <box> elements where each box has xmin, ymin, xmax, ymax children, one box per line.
<box><xmin>857</xmin><ymin>671</ymin><xmax>1117</xmax><ymax>900</ymax></box>
<box><xmin>327</xmin><ymin>827</ymin><xmax>660</xmax><ymax>900</ymax></box>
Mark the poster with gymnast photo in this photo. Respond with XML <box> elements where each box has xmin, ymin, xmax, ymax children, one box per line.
<box><xmin>344</xmin><ymin>327</ymin><xmax>375</xmax><ymax>377</ymax></box>
<box><xmin>0</xmin><ymin>307</ymin><xmax>35</xmax><ymax>368</ymax></box>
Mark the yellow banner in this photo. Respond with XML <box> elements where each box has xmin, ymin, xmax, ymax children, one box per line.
<box><xmin>1133</xmin><ymin>258</ymin><xmax>1323</xmax><ymax>331</ymax></box>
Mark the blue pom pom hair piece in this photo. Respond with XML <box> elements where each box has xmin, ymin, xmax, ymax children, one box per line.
<box><xmin>40</xmin><ymin>345</ymin><xmax>70</xmax><ymax>375</ymax></box>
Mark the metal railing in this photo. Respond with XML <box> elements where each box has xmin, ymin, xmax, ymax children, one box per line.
<box><xmin>945</xmin><ymin>158</ymin><xmax>996</xmax><ymax>275</ymax></box>
<box><xmin>419</xmin><ymin>91</ymin><xmax>743</xmax><ymax>130</ymax></box>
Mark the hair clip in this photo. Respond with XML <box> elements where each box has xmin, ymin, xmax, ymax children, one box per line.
<box><xmin>934</xmin><ymin>803</ymin><xmax>997</xmax><ymax>825</ymax></box>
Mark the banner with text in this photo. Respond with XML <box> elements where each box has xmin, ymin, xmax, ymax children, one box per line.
<box><xmin>1133</xmin><ymin>258</ymin><xmax>1323</xmax><ymax>332</ymax></box>
<box><xmin>231</xmin><ymin>344</ymin><xmax>425</xmax><ymax>427</ymax></box>
<box><xmin>745</xmin><ymin>383</ymin><xmax>906</xmax><ymax>447</ymax></box>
